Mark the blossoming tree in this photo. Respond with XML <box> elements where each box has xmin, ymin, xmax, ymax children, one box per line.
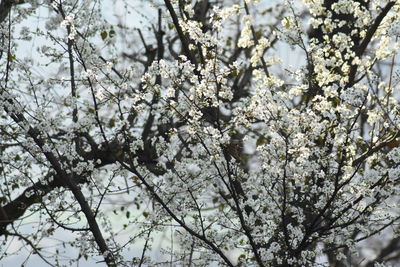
<box><xmin>1</xmin><ymin>0</ymin><xmax>400</xmax><ymax>266</ymax></box>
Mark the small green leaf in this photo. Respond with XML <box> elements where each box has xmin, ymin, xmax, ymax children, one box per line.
<box><xmin>108</xmin><ymin>119</ymin><xmax>115</xmax><ymax>128</ymax></box>
<box><xmin>132</xmin><ymin>176</ymin><xmax>140</xmax><ymax>185</ymax></box>
<box><xmin>100</xmin><ymin>31</ymin><xmax>107</xmax><ymax>40</ymax></box>
<box><xmin>283</xmin><ymin>17</ymin><xmax>290</xmax><ymax>30</ymax></box>
<box><xmin>256</xmin><ymin>136</ymin><xmax>267</xmax><ymax>146</ymax></box>
<box><xmin>231</xmin><ymin>68</ymin><xmax>238</xmax><ymax>77</ymax></box>
<box><xmin>238</xmin><ymin>254</ymin><xmax>246</xmax><ymax>259</ymax></box>
<box><xmin>8</xmin><ymin>53</ymin><xmax>16</xmax><ymax>62</ymax></box>
<box><xmin>109</xmin><ymin>29</ymin><xmax>115</xmax><ymax>38</ymax></box>
<box><xmin>255</xmin><ymin>30</ymin><xmax>262</xmax><ymax>39</ymax></box>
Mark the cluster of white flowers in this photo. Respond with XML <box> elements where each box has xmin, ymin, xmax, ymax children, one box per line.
<box><xmin>238</xmin><ymin>15</ymin><xmax>254</xmax><ymax>48</ymax></box>
<box><xmin>60</xmin><ymin>14</ymin><xmax>76</xmax><ymax>40</ymax></box>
